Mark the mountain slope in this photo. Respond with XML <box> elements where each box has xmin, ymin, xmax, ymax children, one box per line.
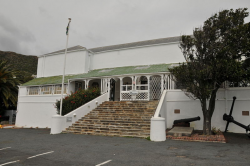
<box><xmin>0</xmin><ymin>50</ymin><xmax>38</xmax><ymax>75</ymax></box>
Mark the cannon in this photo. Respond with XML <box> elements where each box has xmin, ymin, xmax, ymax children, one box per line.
<box><xmin>223</xmin><ymin>96</ymin><xmax>250</xmax><ymax>138</ymax></box>
<box><xmin>173</xmin><ymin>116</ymin><xmax>200</xmax><ymax>127</ymax></box>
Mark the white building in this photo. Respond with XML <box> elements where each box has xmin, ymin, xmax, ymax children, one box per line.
<box><xmin>16</xmin><ymin>36</ymin><xmax>250</xmax><ymax>135</ymax></box>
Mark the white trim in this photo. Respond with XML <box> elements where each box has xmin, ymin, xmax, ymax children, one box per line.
<box><xmin>39</xmin><ymin>48</ymin><xmax>86</xmax><ymax>57</ymax></box>
<box><xmin>20</xmin><ymin>83</ymin><xmax>69</xmax><ymax>88</ymax></box>
<box><xmin>19</xmin><ymin>94</ymin><xmax>67</xmax><ymax>97</ymax></box>
<box><xmin>154</xmin><ymin>90</ymin><xmax>167</xmax><ymax>117</ymax></box>
<box><xmin>39</xmin><ymin>41</ymin><xmax>179</xmax><ymax>57</ymax></box>
<box><xmin>68</xmin><ymin>72</ymin><xmax>170</xmax><ymax>82</ymax></box>
<box><xmin>92</xmin><ymin>41</ymin><xmax>179</xmax><ymax>54</ymax></box>
<box><xmin>166</xmin><ymin>99</ymin><xmax>250</xmax><ymax>102</ymax></box>
<box><xmin>226</xmin><ymin>87</ymin><xmax>250</xmax><ymax>90</ymax></box>
<box><xmin>18</xmin><ymin>101</ymin><xmax>58</xmax><ymax>103</ymax></box>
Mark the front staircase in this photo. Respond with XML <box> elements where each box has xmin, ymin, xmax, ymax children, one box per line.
<box><xmin>63</xmin><ymin>101</ymin><xmax>158</xmax><ymax>138</ymax></box>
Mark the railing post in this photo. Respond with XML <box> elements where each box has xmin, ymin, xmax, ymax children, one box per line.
<box><xmin>119</xmin><ymin>77</ymin><xmax>123</xmax><ymax>101</ymax></box>
<box><xmin>147</xmin><ymin>75</ymin><xmax>150</xmax><ymax>101</ymax></box>
<box><xmin>161</xmin><ymin>74</ymin><xmax>164</xmax><ymax>93</ymax></box>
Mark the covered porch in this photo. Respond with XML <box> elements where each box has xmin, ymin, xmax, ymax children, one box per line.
<box><xmin>68</xmin><ymin>73</ymin><xmax>176</xmax><ymax>101</ymax></box>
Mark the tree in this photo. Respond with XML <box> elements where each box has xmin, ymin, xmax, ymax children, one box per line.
<box><xmin>0</xmin><ymin>61</ymin><xmax>20</xmax><ymax>114</ymax></box>
<box><xmin>169</xmin><ymin>8</ymin><xmax>250</xmax><ymax>135</ymax></box>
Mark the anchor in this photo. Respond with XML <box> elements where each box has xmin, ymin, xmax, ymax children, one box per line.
<box><xmin>223</xmin><ymin>96</ymin><xmax>250</xmax><ymax>138</ymax></box>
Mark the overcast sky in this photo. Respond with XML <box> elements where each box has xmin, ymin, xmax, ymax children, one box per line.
<box><xmin>0</xmin><ymin>0</ymin><xmax>250</xmax><ymax>56</ymax></box>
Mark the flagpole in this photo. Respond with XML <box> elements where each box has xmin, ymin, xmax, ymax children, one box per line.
<box><xmin>59</xmin><ymin>18</ymin><xmax>71</xmax><ymax>116</ymax></box>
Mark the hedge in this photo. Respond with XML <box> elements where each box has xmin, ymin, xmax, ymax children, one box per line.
<box><xmin>55</xmin><ymin>87</ymin><xmax>100</xmax><ymax>116</ymax></box>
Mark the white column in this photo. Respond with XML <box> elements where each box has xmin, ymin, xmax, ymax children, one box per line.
<box><xmin>147</xmin><ymin>76</ymin><xmax>150</xmax><ymax>101</ymax></box>
<box><xmin>105</xmin><ymin>78</ymin><xmax>108</xmax><ymax>93</ymax></box>
<box><xmin>86</xmin><ymin>80</ymin><xmax>90</xmax><ymax>89</ymax></box>
<box><xmin>104</xmin><ymin>79</ymin><xmax>107</xmax><ymax>93</ymax></box>
<box><xmin>161</xmin><ymin>75</ymin><xmax>164</xmax><ymax>93</ymax></box>
<box><xmin>101</xmin><ymin>79</ymin><xmax>103</xmax><ymax>94</ymax></box>
<box><xmin>169</xmin><ymin>75</ymin><xmax>171</xmax><ymax>90</ymax></box>
<box><xmin>107</xmin><ymin>78</ymin><xmax>110</xmax><ymax>100</ymax></box>
<box><xmin>67</xmin><ymin>80</ymin><xmax>70</xmax><ymax>94</ymax></box>
<box><xmin>133</xmin><ymin>76</ymin><xmax>137</xmax><ymax>91</ymax></box>
<box><xmin>119</xmin><ymin>77</ymin><xmax>123</xmax><ymax>101</ymax></box>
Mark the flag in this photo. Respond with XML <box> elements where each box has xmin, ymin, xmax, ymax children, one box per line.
<box><xmin>66</xmin><ymin>22</ymin><xmax>70</xmax><ymax>35</ymax></box>
<box><xmin>66</xmin><ymin>19</ymin><xmax>71</xmax><ymax>35</ymax></box>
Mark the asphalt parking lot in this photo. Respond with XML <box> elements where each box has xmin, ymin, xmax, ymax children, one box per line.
<box><xmin>0</xmin><ymin>129</ymin><xmax>250</xmax><ymax>166</ymax></box>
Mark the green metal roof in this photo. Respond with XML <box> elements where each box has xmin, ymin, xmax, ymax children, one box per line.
<box><xmin>22</xmin><ymin>63</ymin><xmax>172</xmax><ymax>86</ymax></box>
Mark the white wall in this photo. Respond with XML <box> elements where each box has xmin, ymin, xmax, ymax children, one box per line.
<box><xmin>37</xmin><ymin>50</ymin><xmax>89</xmax><ymax>78</ymax></box>
<box><xmin>15</xmin><ymin>87</ymin><xmax>66</xmax><ymax>128</ymax></box>
<box><xmin>37</xmin><ymin>43</ymin><xmax>184</xmax><ymax>78</ymax></box>
<box><xmin>90</xmin><ymin>43</ymin><xmax>185</xmax><ymax>70</ymax></box>
<box><xmin>164</xmin><ymin>88</ymin><xmax>250</xmax><ymax>133</ymax></box>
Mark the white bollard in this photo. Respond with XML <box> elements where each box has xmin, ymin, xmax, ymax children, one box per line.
<box><xmin>51</xmin><ymin>115</ymin><xmax>66</xmax><ymax>134</ymax></box>
<box><xmin>150</xmin><ymin>117</ymin><xmax>166</xmax><ymax>141</ymax></box>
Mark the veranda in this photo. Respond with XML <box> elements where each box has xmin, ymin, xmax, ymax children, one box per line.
<box><xmin>69</xmin><ymin>73</ymin><xmax>176</xmax><ymax>101</ymax></box>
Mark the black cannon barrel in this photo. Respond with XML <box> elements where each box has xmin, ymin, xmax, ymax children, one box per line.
<box><xmin>174</xmin><ymin>116</ymin><xmax>200</xmax><ymax>124</ymax></box>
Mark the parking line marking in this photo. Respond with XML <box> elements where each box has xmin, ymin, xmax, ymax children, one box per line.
<box><xmin>96</xmin><ymin>160</ymin><xmax>112</xmax><ymax>166</ymax></box>
<box><xmin>27</xmin><ymin>151</ymin><xmax>54</xmax><ymax>159</ymax></box>
<box><xmin>0</xmin><ymin>160</ymin><xmax>19</xmax><ymax>166</ymax></box>
<box><xmin>0</xmin><ymin>147</ymin><xmax>11</xmax><ymax>151</ymax></box>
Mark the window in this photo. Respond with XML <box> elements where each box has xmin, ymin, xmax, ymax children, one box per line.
<box><xmin>28</xmin><ymin>87</ymin><xmax>40</xmax><ymax>95</ymax></box>
<box><xmin>27</xmin><ymin>84</ymin><xmax>68</xmax><ymax>95</ymax></box>
<box><xmin>41</xmin><ymin>86</ymin><xmax>52</xmax><ymax>95</ymax></box>
<box><xmin>54</xmin><ymin>84</ymin><xmax>67</xmax><ymax>94</ymax></box>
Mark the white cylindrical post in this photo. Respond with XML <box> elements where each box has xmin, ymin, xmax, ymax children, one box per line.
<box><xmin>150</xmin><ymin>117</ymin><xmax>166</xmax><ymax>141</ymax></box>
<box><xmin>51</xmin><ymin>115</ymin><xmax>66</xmax><ymax>134</ymax></box>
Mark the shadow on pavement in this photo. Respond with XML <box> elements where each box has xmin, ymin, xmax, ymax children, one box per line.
<box><xmin>224</xmin><ymin>132</ymin><xmax>250</xmax><ymax>144</ymax></box>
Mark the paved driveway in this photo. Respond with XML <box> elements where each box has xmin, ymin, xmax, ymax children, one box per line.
<box><xmin>0</xmin><ymin>129</ymin><xmax>249</xmax><ymax>166</ymax></box>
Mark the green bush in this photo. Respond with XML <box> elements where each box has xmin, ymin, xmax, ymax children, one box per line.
<box><xmin>55</xmin><ymin>87</ymin><xmax>100</xmax><ymax>116</ymax></box>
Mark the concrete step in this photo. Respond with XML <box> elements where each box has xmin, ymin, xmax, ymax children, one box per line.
<box><xmin>70</xmin><ymin>125</ymin><xmax>150</xmax><ymax>130</ymax></box>
<box><xmin>63</xmin><ymin>100</ymin><xmax>158</xmax><ymax>138</ymax></box>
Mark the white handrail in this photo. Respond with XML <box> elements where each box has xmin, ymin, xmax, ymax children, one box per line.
<box><xmin>63</xmin><ymin>92</ymin><xmax>108</xmax><ymax>129</ymax></box>
<box><xmin>153</xmin><ymin>90</ymin><xmax>167</xmax><ymax>118</ymax></box>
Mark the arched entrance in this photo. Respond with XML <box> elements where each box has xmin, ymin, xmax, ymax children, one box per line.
<box><xmin>89</xmin><ymin>79</ymin><xmax>101</xmax><ymax>89</ymax></box>
<box><xmin>135</xmin><ymin>76</ymin><xmax>149</xmax><ymax>100</ymax></box>
<box><xmin>120</xmin><ymin>77</ymin><xmax>133</xmax><ymax>101</ymax></box>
